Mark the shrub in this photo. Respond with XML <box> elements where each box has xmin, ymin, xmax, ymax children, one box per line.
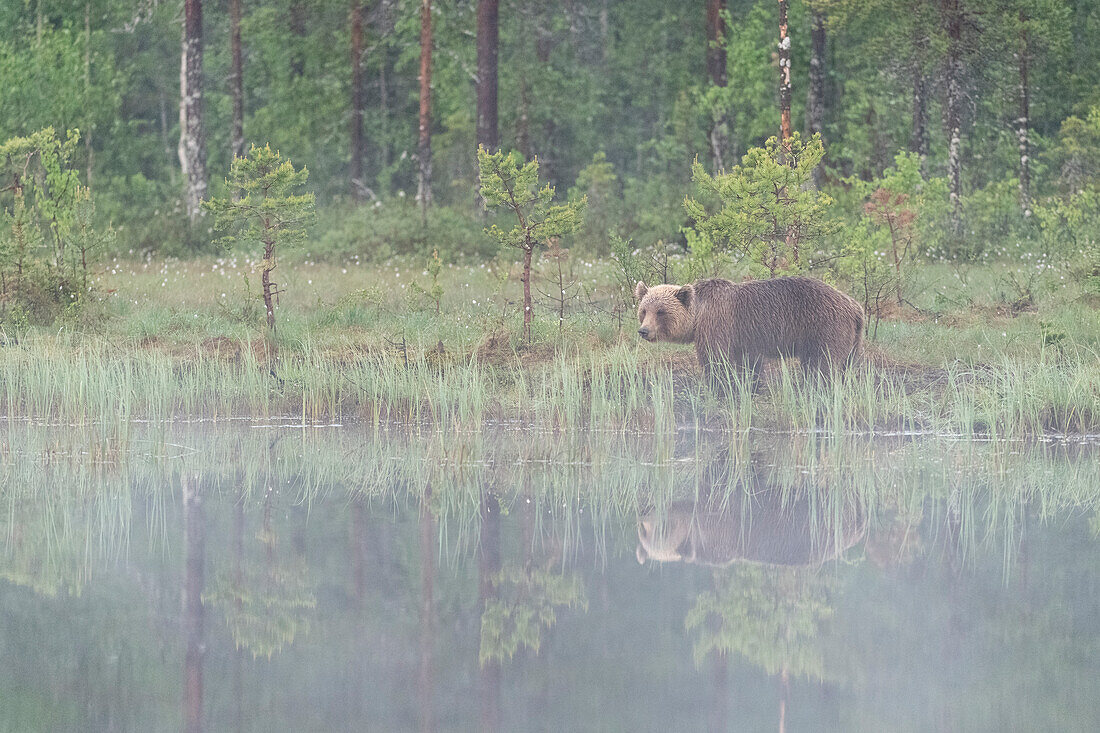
<box><xmin>309</xmin><ymin>199</ymin><xmax>492</xmax><ymax>263</ymax></box>
<box><xmin>685</xmin><ymin>133</ymin><xmax>836</xmax><ymax>277</ymax></box>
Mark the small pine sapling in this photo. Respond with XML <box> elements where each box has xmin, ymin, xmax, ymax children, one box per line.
<box><xmin>409</xmin><ymin>249</ymin><xmax>445</xmax><ymax>315</ymax></box>
<box><xmin>477</xmin><ymin>147</ymin><xmax>585</xmax><ymax>342</ymax></box>
<box><xmin>685</xmin><ymin>133</ymin><xmax>835</xmax><ymax>277</ymax></box>
<box><xmin>537</xmin><ymin>237</ymin><xmax>576</xmax><ymax>336</ymax></box>
<box><xmin>204</xmin><ymin>144</ymin><xmax>315</xmax><ymax>333</ymax></box>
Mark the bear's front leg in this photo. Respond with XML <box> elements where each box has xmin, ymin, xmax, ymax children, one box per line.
<box><xmin>699</xmin><ymin>346</ymin><xmax>758</xmax><ymax>398</ymax></box>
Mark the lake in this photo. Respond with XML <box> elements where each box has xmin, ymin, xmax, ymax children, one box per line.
<box><xmin>2</xmin><ymin>421</ymin><xmax>1099</xmax><ymax>732</ymax></box>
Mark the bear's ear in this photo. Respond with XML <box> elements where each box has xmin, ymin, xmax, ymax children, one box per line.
<box><xmin>634</xmin><ymin>281</ymin><xmax>648</xmax><ymax>301</ymax></box>
<box><xmin>674</xmin><ymin>285</ymin><xmax>693</xmax><ymax>309</ymax></box>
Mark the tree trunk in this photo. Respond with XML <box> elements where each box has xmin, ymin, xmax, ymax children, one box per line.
<box><xmin>230</xmin><ymin>0</ymin><xmax>244</xmax><ymax>164</ymax></box>
<box><xmin>179</xmin><ymin>0</ymin><xmax>208</xmax><ymax>222</ymax></box>
<box><xmin>417</xmin><ymin>0</ymin><xmax>433</xmax><ymax>210</ymax></box>
<box><xmin>182</xmin><ymin>474</ymin><xmax>206</xmax><ymax>733</ymax></box>
<box><xmin>1017</xmin><ymin>11</ymin><xmax>1031</xmax><ymax>218</ymax></box>
<box><xmin>808</xmin><ymin>9</ymin><xmax>826</xmax><ymax>186</ymax></box>
<box><xmin>778</xmin><ymin>0</ymin><xmax>792</xmax><ymax>142</ymax></box>
<box><xmin>706</xmin><ymin>0</ymin><xmax>730</xmax><ymax>171</ymax></box>
<box><xmin>941</xmin><ymin>0</ymin><xmax>964</xmax><ymax>241</ymax></box>
<box><xmin>350</xmin><ymin>0</ymin><xmax>365</xmax><ymax>200</ymax></box>
<box><xmin>517</xmin><ymin>73</ymin><xmax>531</xmax><ymax>159</ymax></box>
<box><xmin>521</xmin><ymin>246</ymin><xmax>533</xmax><ymax>342</ymax></box>
<box><xmin>84</xmin><ymin>2</ymin><xmax>94</xmax><ymax>187</ymax></box>
<box><xmin>476</xmin><ymin>0</ymin><xmax>500</xmax><ymax>151</ymax></box>
<box><xmin>376</xmin><ymin>0</ymin><xmax>395</xmax><ymax>196</ymax></box>
<box><xmin>262</xmin><ymin>239</ymin><xmax>276</xmax><ymax>332</ymax></box>
<box><xmin>910</xmin><ymin>30</ymin><xmax>929</xmax><ymax>167</ymax></box>
<box><xmin>289</xmin><ymin>2</ymin><xmax>307</xmax><ymax>78</ymax></box>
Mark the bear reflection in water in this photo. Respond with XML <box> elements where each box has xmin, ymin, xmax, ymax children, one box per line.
<box><xmin>636</xmin><ymin>468</ymin><xmax>866</xmax><ymax>568</ymax></box>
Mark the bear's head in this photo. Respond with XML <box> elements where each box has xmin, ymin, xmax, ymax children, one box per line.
<box><xmin>634</xmin><ymin>281</ymin><xmax>694</xmax><ymax>343</ymax></box>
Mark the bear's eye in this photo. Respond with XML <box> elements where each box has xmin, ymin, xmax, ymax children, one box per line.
<box><xmin>655</xmin><ymin>309</ymin><xmax>665</xmax><ymax>317</ymax></box>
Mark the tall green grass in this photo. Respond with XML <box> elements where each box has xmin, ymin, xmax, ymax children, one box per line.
<box><xmin>1</xmin><ymin>332</ymin><xmax>1097</xmax><ymax>437</ymax></box>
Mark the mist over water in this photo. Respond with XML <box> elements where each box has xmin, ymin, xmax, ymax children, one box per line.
<box><xmin>2</xmin><ymin>422</ymin><xmax>1099</xmax><ymax>732</ymax></box>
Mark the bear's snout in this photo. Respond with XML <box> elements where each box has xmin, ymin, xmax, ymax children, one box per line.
<box><xmin>637</xmin><ymin>326</ymin><xmax>651</xmax><ymax>340</ymax></box>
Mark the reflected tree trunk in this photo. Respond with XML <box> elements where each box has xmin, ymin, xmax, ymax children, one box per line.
<box><xmin>351</xmin><ymin>497</ymin><xmax>367</xmax><ymax>606</ymax></box>
<box><xmin>778</xmin><ymin>665</ymin><xmax>790</xmax><ymax>733</ymax></box>
<box><xmin>478</xmin><ymin>491</ymin><xmax>501</xmax><ymax>732</ymax></box>
<box><xmin>418</xmin><ymin>486</ymin><xmax>436</xmax><ymax>733</ymax></box>
<box><xmin>182</xmin><ymin>473</ymin><xmax>206</xmax><ymax>733</ymax></box>
<box><xmin>709</xmin><ymin>652</ymin><xmax>729</xmax><ymax>733</ymax></box>
<box><xmin>232</xmin><ymin>491</ymin><xmax>245</xmax><ymax>733</ymax></box>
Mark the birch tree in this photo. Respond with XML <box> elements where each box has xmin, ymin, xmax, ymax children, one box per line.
<box><xmin>778</xmin><ymin>0</ymin><xmax>793</xmax><ymax>142</ymax></box>
<box><xmin>417</xmin><ymin>0</ymin><xmax>433</xmax><ymax>209</ymax></box>
<box><xmin>229</xmin><ymin>0</ymin><xmax>244</xmax><ymax>164</ymax></box>
<box><xmin>349</xmin><ymin>0</ymin><xmax>365</xmax><ymax>200</ymax></box>
<box><xmin>179</xmin><ymin>0</ymin><xmax>208</xmax><ymax>222</ymax></box>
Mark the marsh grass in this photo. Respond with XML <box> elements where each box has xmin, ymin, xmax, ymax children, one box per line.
<box><xmin>1</xmin><ymin>330</ymin><xmax>1098</xmax><ymax>438</ymax></box>
<box><xmin>1</xmin><ymin>257</ymin><xmax>1097</xmax><ymax>436</ymax></box>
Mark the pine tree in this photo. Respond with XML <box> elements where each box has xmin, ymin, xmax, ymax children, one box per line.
<box><xmin>203</xmin><ymin>145</ymin><xmax>315</xmax><ymax>333</ymax></box>
<box><xmin>477</xmin><ymin>147</ymin><xmax>585</xmax><ymax>342</ymax></box>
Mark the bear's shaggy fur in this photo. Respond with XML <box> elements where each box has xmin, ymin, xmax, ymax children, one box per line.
<box><xmin>634</xmin><ymin>276</ymin><xmax>864</xmax><ymax>383</ymax></box>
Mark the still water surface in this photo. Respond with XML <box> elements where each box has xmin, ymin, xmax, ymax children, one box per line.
<box><xmin>2</xmin><ymin>422</ymin><xmax>1099</xmax><ymax>732</ymax></box>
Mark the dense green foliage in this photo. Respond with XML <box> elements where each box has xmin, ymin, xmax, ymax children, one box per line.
<box><xmin>2</xmin><ymin>0</ymin><xmax>1098</xmax><ymax>267</ymax></box>
<box><xmin>0</xmin><ymin>127</ymin><xmax>111</xmax><ymax>324</ymax></box>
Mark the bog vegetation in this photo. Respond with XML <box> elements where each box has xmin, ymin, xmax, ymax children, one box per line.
<box><xmin>0</xmin><ymin>0</ymin><xmax>1098</xmax><ymax>434</ymax></box>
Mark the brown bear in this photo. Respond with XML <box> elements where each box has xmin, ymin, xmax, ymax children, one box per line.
<box><xmin>634</xmin><ymin>277</ymin><xmax>864</xmax><ymax>385</ymax></box>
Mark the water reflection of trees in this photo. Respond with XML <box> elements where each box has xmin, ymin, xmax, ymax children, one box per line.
<box><xmin>202</xmin><ymin>480</ymin><xmax>317</xmax><ymax>659</ymax></box>
<box><xmin>3</xmin><ymin>423</ymin><xmax>1100</xmax><ymax>729</ymax></box>
<box><xmin>635</xmin><ymin>448</ymin><xmax>866</xmax><ymax>731</ymax></box>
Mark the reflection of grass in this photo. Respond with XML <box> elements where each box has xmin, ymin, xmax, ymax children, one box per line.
<box><xmin>2</xmin><ymin>423</ymin><xmax>1099</xmax><ymax>600</ymax></box>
